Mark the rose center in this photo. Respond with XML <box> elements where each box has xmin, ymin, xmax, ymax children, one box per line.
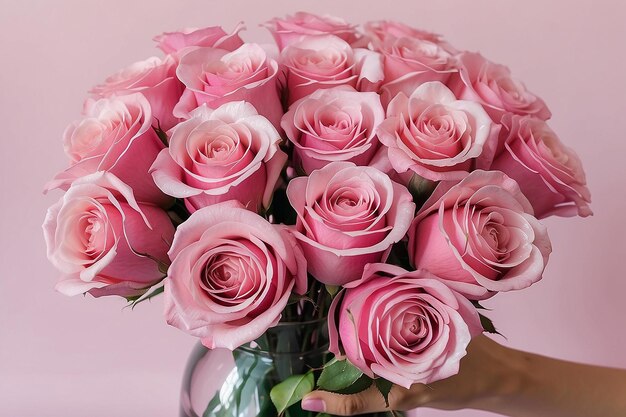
<box><xmin>78</xmin><ymin>210</ymin><xmax>109</xmax><ymax>258</ymax></box>
<box><xmin>201</xmin><ymin>253</ymin><xmax>257</xmax><ymax>302</ymax></box>
<box><xmin>477</xmin><ymin>210</ymin><xmax>512</xmax><ymax>261</ymax></box>
<box><xmin>399</xmin><ymin>308</ymin><xmax>432</xmax><ymax>346</ymax></box>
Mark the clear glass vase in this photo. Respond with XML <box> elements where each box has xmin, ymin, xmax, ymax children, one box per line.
<box><xmin>179</xmin><ymin>318</ymin><xmax>400</xmax><ymax>417</ymax></box>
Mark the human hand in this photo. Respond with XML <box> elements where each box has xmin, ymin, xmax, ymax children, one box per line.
<box><xmin>301</xmin><ymin>335</ymin><xmax>520</xmax><ymax>415</ymax></box>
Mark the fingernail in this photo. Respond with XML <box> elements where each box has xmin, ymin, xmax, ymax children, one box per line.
<box><xmin>301</xmin><ymin>398</ymin><xmax>326</xmax><ymax>412</ymax></box>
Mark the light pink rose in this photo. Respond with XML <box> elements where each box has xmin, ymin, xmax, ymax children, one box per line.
<box><xmin>286</xmin><ymin>162</ymin><xmax>415</xmax><ymax>285</ymax></box>
<box><xmin>280</xmin><ymin>35</ymin><xmax>384</xmax><ymax>104</ymax></box>
<box><xmin>490</xmin><ymin>114</ymin><xmax>592</xmax><ymax>218</ymax></box>
<box><xmin>408</xmin><ymin>170</ymin><xmax>552</xmax><ymax>300</ymax></box>
<box><xmin>154</xmin><ymin>23</ymin><xmax>245</xmax><ymax>55</ymax></box>
<box><xmin>264</xmin><ymin>12</ymin><xmax>359</xmax><ymax>50</ymax></box>
<box><xmin>448</xmin><ymin>52</ymin><xmax>551</xmax><ymax>122</ymax></box>
<box><xmin>43</xmin><ymin>172</ymin><xmax>175</xmax><ymax>298</ymax></box>
<box><xmin>377</xmin><ymin>82</ymin><xmax>495</xmax><ymax>182</ymax></box>
<box><xmin>378</xmin><ymin>36</ymin><xmax>458</xmax><ymax>103</ymax></box>
<box><xmin>47</xmin><ymin>93</ymin><xmax>171</xmax><ymax>207</ymax></box>
<box><xmin>174</xmin><ymin>43</ymin><xmax>283</xmax><ymax>128</ymax></box>
<box><xmin>328</xmin><ymin>263</ymin><xmax>482</xmax><ymax>388</ymax></box>
<box><xmin>164</xmin><ymin>201</ymin><xmax>307</xmax><ymax>349</ymax></box>
<box><xmin>90</xmin><ymin>55</ymin><xmax>184</xmax><ymax>130</ymax></box>
<box><xmin>150</xmin><ymin>102</ymin><xmax>286</xmax><ymax>213</ymax></box>
<box><xmin>281</xmin><ymin>86</ymin><xmax>385</xmax><ymax>174</ymax></box>
<box><xmin>362</xmin><ymin>20</ymin><xmax>457</xmax><ymax>53</ymax></box>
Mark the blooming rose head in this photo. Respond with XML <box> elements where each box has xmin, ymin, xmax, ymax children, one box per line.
<box><xmin>490</xmin><ymin>114</ymin><xmax>592</xmax><ymax>218</ymax></box>
<box><xmin>164</xmin><ymin>201</ymin><xmax>307</xmax><ymax>349</ymax></box>
<box><xmin>328</xmin><ymin>263</ymin><xmax>482</xmax><ymax>388</ymax></box>
<box><xmin>174</xmin><ymin>43</ymin><xmax>283</xmax><ymax>127</ymax></box>
<box><xmin>47</xmin><ymin>93</ymin><xmax>171</xmax><ymax>207</ymax></box>
<box><xmin>150</xmin><ymin>102</ymin><xmax>287</xmax><ymax>213</ymax></box>
<box><xmin>281</xmin><ymin>86</ymin><xmax>385</xmax><ymax>174</ymax></box>
<box><xmin>154</xmin><ymin>23</ymin><xmax>245</xmax><ymax>55</ymax></box>
<box><xmin>448</xmin><ymin>52</ymin><xmax>551</xmax><ymax>122</ymax></box>
<box><xmin>43</xmin><ymin>172</ymin><xmax>175</xmax><ymax>298</ymax></box>
<box><xmin>408</xmin><ymin>170</ymin><xmax>552</xmax><ymax>300</ymax></box>
<box><xmin>280</xmin><ymin>35</ymin><xmax>384</xmax><ymax>104</ymax></box>
<box><xmin>377</xmin><ymin>36</ymin><xmax>458</xmax><ymax>103</ymax></box>
<box><xmin>90</xmin><ymin>55</ymin><xmax>183</xmax><ymax>130</ymax></box>
<box><xmin>377</xmin><ymin>82</ymin><xmax>495</xmax><ymax>182</ymax></box>
<box><xmin>362</xmin><ymin>20</ymin><xmax>457</xmax><ymax>53</ymax></box>
<box><xmin>264</xmin><ymin>12</ymin><xmax>358</xmax><ymax>50</ymax></box>
<box><xmin>287</xmin><ymin>162</ymin><xmax>415</xmax><ymax>285</ymax></box>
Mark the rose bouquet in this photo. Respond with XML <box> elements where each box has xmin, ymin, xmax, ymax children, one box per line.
<box><xmin>43</xmin><ymin>11</ymin><xmax>591</xmax><ymax>417</ymax></box>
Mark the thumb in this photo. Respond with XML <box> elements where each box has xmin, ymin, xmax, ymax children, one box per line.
<box><xmin>301</xmin><ymin>385</ymin><xmax>390</xmax><ymax>416</ymax></box>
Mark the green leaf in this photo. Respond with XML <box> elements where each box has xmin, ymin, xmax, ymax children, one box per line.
<box><xmin>317</xmin><ymin>359</ymin><xmax>363</xmax><ymax>392</ymax></box>
<box><xmin>479</xmin><ymin>313</ymin><xmax>503</xmax><ymax>336</ymax></box>
<box><xmin>270</xmin><ymin>372</ymin><xmax>315</xmax><ymax>414</ymax></box>
<box><xmin>152</xmin><ymin>125</ymin><xmax>169</xmax><ymax>147</ymax></box>
<box><xmin>407</xmin><ymin>173</ymin><xmax>437</xmax><ymax>210</ymax></box>
<box><xmin>386</xmin><ymin>241</ymin><xmax>413</xmax><ymax>271</ymax></box>
<box><xmin>374</xmin><ymin>378</ymin><xmax>394</xmax><ymax>408</ymax></box>
<box><xmin>336</xmin><ymin>373</ymin><xmax>373</xmax><ymax>395</ymax></box>
<box><xmin>125</xmin><ymin>285</ymin><xmax>165</xmax><ymax>309</ymax></box>
<box><xmin>471</xmin><ymin>300</ymin><xmax>491</xmax><ymax>310</ymax></box>
<box><xmin>316</xmin><ymin>414</ymin><xmax>332</xmax><ymax>417</ymax></box>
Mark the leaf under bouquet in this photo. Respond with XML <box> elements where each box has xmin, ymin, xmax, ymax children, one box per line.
<box><xmin>43</xmin><ymin>11</ymin><xmax>592</xmax><ymax>414</ymax></box>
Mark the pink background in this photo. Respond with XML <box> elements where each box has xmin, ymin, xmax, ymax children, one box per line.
<box><xmin>1</xmin><ymin>1</ymin><xmax>625</xmax><ymax>416</ymax></box>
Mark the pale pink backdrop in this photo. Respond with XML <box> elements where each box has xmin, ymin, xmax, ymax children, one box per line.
<box><xmin>1</xmin><ymin>0</ymin><xmax>624</xmax><ymax>416</ymax></box>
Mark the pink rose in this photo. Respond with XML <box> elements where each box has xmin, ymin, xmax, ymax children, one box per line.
<box><xmin>164</xmin><ymin>201</ymin><xmax>307</xmax><ymax>349</ymax></box>
<box><xmin>377</xmin><ymin>82</ymin><xmax>495</xmax><ymax>182</ymax></box>
<box><xmin>43</xmin><ymin>172</ymin><xmax>175</xmax><ymax>298</ymax></box>
<box><xmin>377</xmin><ymin>36</ymin><xmax>458</xmax><ymax>103</ymax></box>
<box><xmin>328</xmin><ymin>263</ymin><xmax>482</xmax><ymax>388</ymax></box>
<box><xmin>264</xmin><ymin>12</ymin><xmax>358</xmax><ymax>50</ymax></box>
<box><xmin>281</xmin><ymin>86</ymin><xmax>385</xmax><ymax>174</ymax></box>
<box><xmin>90</xmin><ymin>55</ymin><xmax>183</xmax><ymax>130</ymax></box>
<box><xmin>281</xmin><ymin>35</ymin><xmax>384</xmax><ymax>104</ymax></box>
<box><xmin>174</xmin><ymin>43</ymin><xmax>283</xmax><ymax>128</ymax></box>
<box><xmin>408</xmin><ymin>170</ymin><xmax>552</xmax><ymax>300</ymax></box>
<box><xmin>448</xmin><ymin>52</ymin><xmax>551</xmax><ymax>122</ymax></box>
<box><xmin>154</xmin><ymin>23</ymin><xmax>244</xmax><ymax>55</ymax></box>
<box><xmin>490</xmin><ymin>114</ymin><xmax>592</xmax><ymax>218</ymax></box>
<box><xmin>47</xmin><ymin>93</ymin><xmax>171</xmax><ymax>207</ymax></box>
<box><xmin>362</xmin><ymin>20</ymin><xmax>457</xmax><ymax>53</ymax></box>
<box><xmin>287</xmin><ymin>162</ymin><xmax>415</xmax><ymax>285</ymax></box>
<box><xmin>150</xmin><ymin>102</ymin><xmax>287</xmax><ymax>213</ymax></box>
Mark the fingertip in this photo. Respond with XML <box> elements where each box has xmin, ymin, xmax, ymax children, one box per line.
<box><xmin>302</xmin><ymin>393</ymin><xmax>326</xmax><ymax>413</ymax></box>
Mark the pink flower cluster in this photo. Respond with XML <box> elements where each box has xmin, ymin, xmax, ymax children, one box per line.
<box><xmin>44</xmin><ymin>12</ymin><xmax>591</xmax><ymax>389</ymax></box>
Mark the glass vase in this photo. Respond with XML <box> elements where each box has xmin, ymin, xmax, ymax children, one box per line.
<box><xmin>179</xmin><ymin>318</ymin><xmax>400</xmax><ymax>417</ymax></box>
